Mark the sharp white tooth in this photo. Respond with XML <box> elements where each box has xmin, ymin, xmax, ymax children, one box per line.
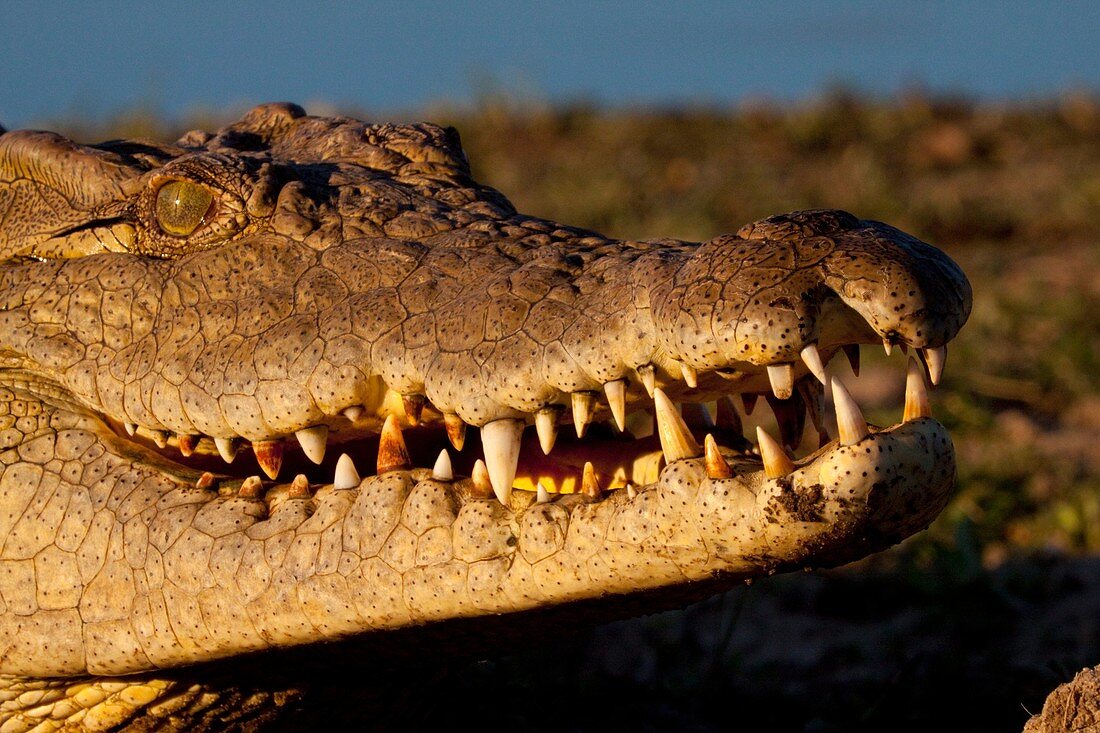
<box><xmin>376</xmin><ymin>415</ymin><xmax>411</xmax><ymax>474</ymax></box>
<box><xmin>215</xmin><ymin>437</ymin><xmax>239</xmax><ymax>463</ymax></box>
<box><xmin>295</xmin><ymin>425</ymin><xmax>328</xmax><ymax>465</ymax></box>
<box><xmin>800</xmin><ymin>343</ymin><xmax>829</xmax><ymax>386</ymax></box>
<box><xmin>626</xmin><ymin>484</ymin><xmax>638</xmax><ymax>499</ymax></box>
<box><xmin>432</xmin><ymin>449</ymin><xmax>454</xmax><ymax>481</ymax></box>
<box><xmin>536</xmin><ymin>482</ymin><xmax>551</xmax><ymax>504</ymax></box>
<box><xmin>253</xmin><ymin>439</ymin><xmax>285</xmax><ymax>480</ymax></box>
<box><xmin>444</xmin><ymin>414</ymin><xmax>467</xmax><ymax>451</ymax></box>
<box><xmin>581</xmin><ymin>461</ymin><xmax>603</xmax><ymax>500</ymax></box>
<box><xmin>481</xmin><ymin>418</ymin><xmax>523</xmax><ymax>506</ymax></box>
<box><xmin>151</xmin><ymin>430</ymin><xmax>169</xmax><ymax>449</ymax></box>
<box><xmin>638</xmin><ymin>364</ymin><xmax>656</xmax><ymax>397</ymax></box>
<box><xmin>653</xmin><ymin>388</ymin><xmax>702</xmax><ymax>462</ymax></box>
<box><xmin>572</xmin><ymin>392</ymin><xmax>595</xmax><ymax>438</ymax></box>
<box><xmin>756</xmin><ymin>426</ymin><xmax>795</xmax><ymax>479</ymax></box>
<box><xmin>831</xmin><ymin>377</ymin><xmax>869</xmax><ymax>446</ymax></box>
<box><xmin>680</xmin><ymin>362</ymin><xmax>698</xmax><ymax>388</ymax></box>
<box><xmin>124</xmin><ymin>422</ymin><xmax>138</xmax><ymax>436</ymax></box>
<box><xmin>536</xmin><ymin>407</ymin><xmax>560</xmax><ymax>454</ymax></box>
<box><xmin>883</xmin><ymin>339</ymin><xmax>894</xmax><ymax>356</ymax></box>
<box><xmin>766</xmin><ymin>363</ymin><xmax>794</xmax><ymax>400</ymax></box>
<box><xmin>239</xmin><ymin>475</ymin><xmax>264</xmax><ymax>499</ymax></box>
<box><xmin>288</xmin><ymin>474</ymin><xmax>311</xmax><ymax>499</ymax></box>
<box><xmin>342</xmin><ymin>405</ymin><xmax>365</xmax><ymax>422</ymax></box>
<box><xmin>922</xmin><ymin>345</ymin><xmax>947</xmax><ymax>386</ymax></box>
<box><xmin>178</xmin><ymin>434</ymin><xmax>198</xmax><ymax>457</ymax></box>
<box><xmin>904</xmin><ymin>357</ymin><xmax>932</xmax><ymax>421</ymax></box>
<box><xmin>704</xmin><ymin>434</ymin><xmax>732</xmax><ymax>479</ymax></box>
<box><xmin>604</xmin><ymin>380</ymin><xmax>627</xmax><ymax>431</ymax></box>
<box><xmin>471</xmin><ymin>458</ymin><xmax>493</xmax><ymax>498</ymax></box>
<box><xmin>333</xmin><ymin>453</ymin><xmax>361</xmax><ymax>490</ymax></box>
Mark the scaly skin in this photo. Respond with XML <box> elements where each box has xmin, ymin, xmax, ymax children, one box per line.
<box><xmin>0</xmin><ymin>104</ymin><xmax>970</xmax><ymax>730</ymax></box>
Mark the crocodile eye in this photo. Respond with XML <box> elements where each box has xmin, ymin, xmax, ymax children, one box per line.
<box><xmin>155</xmin><ymin>181</ymin><xmax>214</xmax><ymax>237</ymax></box>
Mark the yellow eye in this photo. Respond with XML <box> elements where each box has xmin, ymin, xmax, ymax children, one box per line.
<box><xmin>155</xmin><ymin>181</ymin><xmax>214</xmax><ymax>237</ymax></box>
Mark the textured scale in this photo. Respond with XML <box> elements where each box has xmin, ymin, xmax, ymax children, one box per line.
<box><xmin>0</xmin><ymin>104</ymin><xmax>971</xmax><ymax>729</ymax></box>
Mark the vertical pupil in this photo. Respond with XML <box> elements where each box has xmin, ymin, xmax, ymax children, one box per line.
<box><xmin>156</xmin><ymin>182</ymin><xmax>213</xmax><ymax>236</ymax></box>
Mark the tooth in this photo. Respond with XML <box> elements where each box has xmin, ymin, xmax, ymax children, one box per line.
<box><xmin>536</xmin><ymin>482</ymin><xmax>551</xmax><ymax>504</ymax></box>
<box><xmin>215</xmin><ymin>437</ymin><xmax>239</xmax><ymax>464</ymax></box>
<box><xmin>178</xmin><ymin>434</ymin><xmax>199</xmax><ymax>457</ymax></box>
<box><xmin>470</xmin><ymin>459</ymin><xmax>493</xmax><ymax>499</ymax></box>
<box><xmin>843</xmin><ymin>344</ymin><xmax>861</xmax><ymax>376</ymax></box>
<box><xmin>766</xmin><ymin>363</ymin><xmax>794</xmax><ymax>400</ymax></box>
<box><xmin>653</xmin><ymin>388</ymin><xmax>702</xmax><ymax>462</ymax></box>
<box><xmin>741</xmin><ymin>393</ymin><xmax>758</xmax><ymax>415</ymax></box>
<box><xmin>883</xmin><ymin>339</ymin><xmax>893</xmax><ymax>356</ymax></box>
<box><xmin>624</xmin><ymin>409</ymin><xmax>654</xmax><ymax>439</ymax></box>
<box><xmin>800</xmin><ymin>343</ymin><xmax>828</xmax><ymax>386</ymax></box>
<box><xmin>295</xmin><ymin>425</ymin><xmax>328</xmax><ymax>465</ymax></box>
<box><xmin>680</xmin><ymin>363</ymin><xmax>699</xmax><ymax>388</ymax></box>
<box><xmin>581</xmin><ymin>461</ymin><xmax>603</xmax><ymax>500</ymax></box>
<box><xmin>151</xmin><ymin>430</ymin><xmax>169</xmax><ymax>449</ymax></box>
<box><xmin>572</xmin><ymin>391</ymin><xmax>595</xmax><ymax>438</ymax></box>
<box><xmin>253</xmin><ymin>439</ymin><xmax>284</xmax><ymax>480</ymax></box>
<box><xmin>904</xmin><ymin>357</ymin><xmax>932</xmax><ymax>421</ymax></box>
<box><xmin>535</xmin><ymin>407</ymin><xmax>561</xmax><ymax>454</ymax></box>
<box><xmin>638</xmin><ymin>364</ymin><xmax>656</xmax><ymax>397</ymax></box>
<box><xmin>402</xmin><ymin>394</ymin><xmax>425</xmax><ymax>426</ymax></box>
<box><xmin>604</xmin><ymin>380</ymin><xmax>627</xmax><ymax>431</ymax></box>
<box><xmin>288</xmin><ymin>474</ymin><xmax>311</xmax><ymax>499</ymax></box>
<box><xmin>626</xmin><ymin>484</ymin><xmax>638</xmax><ymax>499</ymax></box>
<box><xmin>704</xmin><ymin>434</ymin><xmax>732</xmax><ymax>479</ymax></box>
<box><xmin>716</xmin><ymin>395</ymin><xmax>743</xmax><ymax>433</ymax></box>
<box><xmin>831</xmin><ymin>378</ymin><xmax>869</xmax><ymax>446</ymax></box>
<box><xmin>922</xmin><ymin>345</ymin><xmax>947</xmax><ymax>386</ymax></box>
<box><xmin>432</xmin><ymin>449</ymin><xmax>453</xmax><ymax>481</ymax></box>
<box><xmin>444</xmin><ymin>414</ymin><xmax>467</xmax><ymax>451</ymax></box>
<box><xmin>124</xmin><ymin>422</ymin><xmax>138</xmax><ymax>437</ymax></box>
<box><xmin>239</xmin><ymin>475</ymin><xmax>264</xmax><ymax>499</ymax></box>
<box><xmin>333</xmin><ymin>453</ymin><xmax>360</xmax><ymax>490</ymax></box>
<box><xmin>756</xmin><ymin>426</ymin><xmax>795</xmax><ymax>479</ymax></box>
<box><xmin>481</xmin><ymin>418</ymin><xmax>523</xmax><ymax>505</ymax></box>
<box><xmin>342</xmin><ymin>405</ymin><xmax>365</xmax><ymax>422</ymax></box>
<box><xmin>195</xmin><ymin>472</ymin><xmax>216</xmax><ymax>491</ymax></box>
<box><xmin>377</xmin><ymin>414</ymin><xmax>411</xmax><ymax>474</ymax></box>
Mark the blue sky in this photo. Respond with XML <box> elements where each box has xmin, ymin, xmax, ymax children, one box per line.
<box><xmin>3</xmin><ymin>1</ymin><xmax>1098</xmax><ymax>128</ymax></box>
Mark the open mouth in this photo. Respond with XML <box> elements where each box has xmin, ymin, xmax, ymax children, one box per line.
<box><xmin>104</xmin><ymin>341</ymin><xmax>947</xmax><ymax>507</ymax></box>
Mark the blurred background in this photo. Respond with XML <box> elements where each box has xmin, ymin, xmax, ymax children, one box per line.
<box><xmin>4</xmin><ymin>2</ymin><xmax>1099</xmax><ymax>730</ymax></box>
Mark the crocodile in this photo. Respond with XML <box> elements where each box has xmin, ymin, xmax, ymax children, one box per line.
<box><xmin>0</xmin><ymin>103</ymin><xmax>971</xmax><ymax>730</ymax></box>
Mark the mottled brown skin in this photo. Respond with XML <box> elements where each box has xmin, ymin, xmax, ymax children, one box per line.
<box><xmin>0</xmin><ymin>104</ymin><xmax>971</xmax><ymax>730</ymax></box>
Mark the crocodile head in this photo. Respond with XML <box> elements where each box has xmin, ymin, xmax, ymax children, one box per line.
<box><xmin>0</xmin><ymin>103</ymin><xmax>970</xmax><ymax>728</ymax></box>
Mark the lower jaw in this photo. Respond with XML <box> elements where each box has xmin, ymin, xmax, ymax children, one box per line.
<box><xmin>108</xmin><ymin>353</ymin><xmax>941</xmax><ymax>507</ymax></box>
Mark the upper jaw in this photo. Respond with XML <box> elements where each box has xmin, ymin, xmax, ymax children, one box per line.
<box><xmin>0</xmin><ymin>207</ymin><xmax>971</xmax><ymax>509</ymax></box>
